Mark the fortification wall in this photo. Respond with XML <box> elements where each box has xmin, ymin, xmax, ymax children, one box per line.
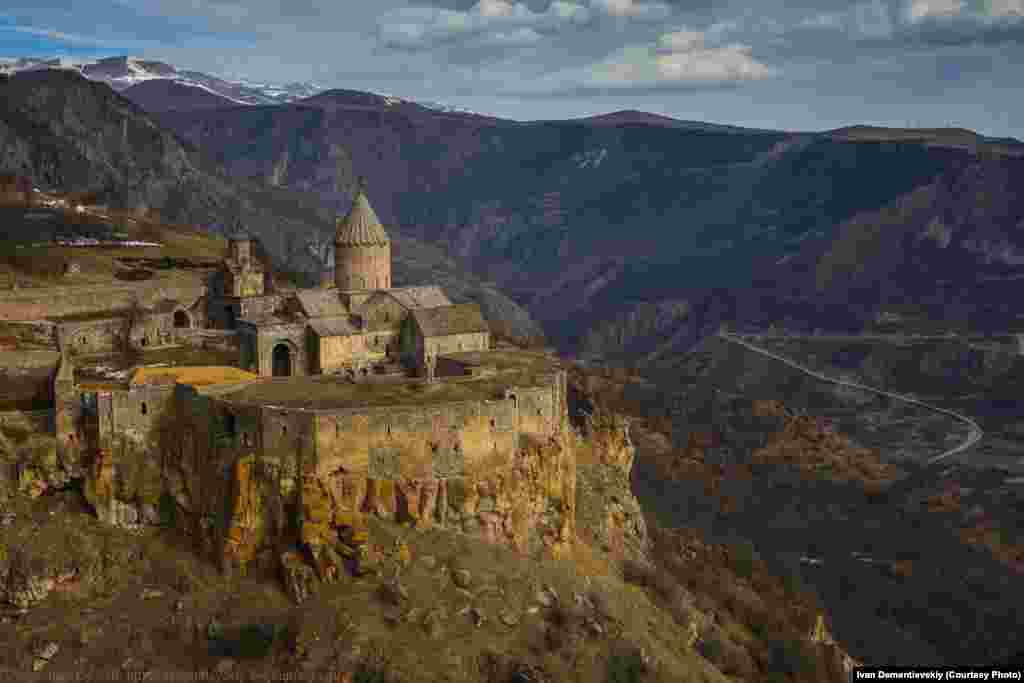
<box><xmin>0</xmin><ymin>351</ymin><xmax>60</xmax><ymax>410</ymax></box>
<box><xmin>0</xmin><ymin>320</ymin><xmax>58</xmax><ymax>349</ymax></box>
<box><xmin>59</xmin><ymin>318</ymin><xmax>126</xmax><ymax>355</ymax></box>
<box><xmin>314</xmin><ymin>397</ymin><xmax>519</xmax><ymax>481</ymax></box>
<box><xmin>0</xmin><ymin>409</ymin><xmax>53</xmax><ymax>434</ymax></box>
<box><xmin>0</xmin><ymin>280</ymin><xmax>207</xmax><ymax>321</ymax></box>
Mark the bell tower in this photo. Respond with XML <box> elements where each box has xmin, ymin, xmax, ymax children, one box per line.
<box><xmin>334</xmin><ymin>179</ymin><xmax>391</xmax><ymax>292</ymax></box>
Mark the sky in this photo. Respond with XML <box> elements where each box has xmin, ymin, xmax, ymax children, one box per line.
<box><xmin>1</xmin><ymin>0</ymin><xmax>1021</xmax><ymax>137</ymax></box>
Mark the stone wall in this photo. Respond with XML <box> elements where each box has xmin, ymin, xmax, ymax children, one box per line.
<box><xmin>0</xmin><ymin>409</ymin><xmax>53</xmax><ymax>434</ymax></box>
<box><xmin>130</xmin><ymin>311</ymin><xmax>178</xmax><ymax>350</ymax></box>
<box><xmin>65</xmin><ymin>363</ymin><xmax>576</xmax><ymax>601</ymax></box>
<box><xmin>0</xmin><ymin>321</ymin><xmax>57</xmax><ymax>349</ymax></box>
<box><xmin>0</xmin><ymin>351</ymin><xmax>60</xmax><ymax>410</ymax></box>
<box><xmin>226</xmin><ymin>267</ymin><xmax>265</xmax><ymax>298</ymax></box>
<box><xmin>424</xmin><ymin>332</ymin><xmax>489</xmax><ymax>360</ymax></box>
<box><xmin>59</xmin><ymin>318</ymin><xmax>127</xmax><ymax>356</ymax></box>
<box><xmin>316</xmin><ymin>331</ymin><xmax>396</xmax><ymax>374</ymax></box>
<box><xmin>239</xmin><ymin>295</ymin><xmax>284</xmax><ymax>321</ymax></box>
<box><xmin>253</xmin><ymin>323</ymin><xmax>308</xmax><ymax>377</ymax></box>
<box><xmin>0</xmin><ymin>280</ymin><xmax>207</xmax><ymax>322</ymax></box>
<box><xmin>335</xmin><ymin>243</ymin><xmax>391</xmax><ymax>291</ymax></box>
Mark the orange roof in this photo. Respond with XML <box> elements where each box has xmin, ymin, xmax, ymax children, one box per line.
<box><xmin>130</xmin><ymin>366</ymin><xmax>259</xmax><ymax>388</ymax></box>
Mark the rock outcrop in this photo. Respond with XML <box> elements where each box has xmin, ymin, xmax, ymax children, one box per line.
<box><xmin>575</xmin><ymin>408</ymin><xmax>650</xmax><ymax>564</ymax></box>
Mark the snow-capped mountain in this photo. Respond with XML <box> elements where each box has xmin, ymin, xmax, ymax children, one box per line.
<box><xmin>0</xmin><ymin>55</ymin><xmax>480</xmax><ymax>115</ymax></box>
<box><xmin>0</xmin><ymin>55</ymin><xmax>320</xmax><ymax>105</ymax></box>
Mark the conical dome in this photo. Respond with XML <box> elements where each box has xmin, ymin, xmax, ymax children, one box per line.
<box><xmin>335</xmin><ymin>190</ymin><xmax>389</xmax><ymax>246</ymax></box>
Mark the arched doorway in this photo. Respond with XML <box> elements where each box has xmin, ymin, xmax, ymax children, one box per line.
<box><xmin>272</xmin><ymin>343</ymin><xmax>292</xmax><ymax>377</ymax></box>
<box><xmin>173</xmin><ymin>310</ymin><xmax>190</xmax><ymax>328</ymax></box>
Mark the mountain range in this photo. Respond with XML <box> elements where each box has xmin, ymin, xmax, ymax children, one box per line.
<box><xmin>0</xmin><ymin>55</ymin><xmax>477</xmax><ymax>114</ymax></box>
<box><xmin>0</xmin><ymin>68</ymin><xmax>541</xmax><ymax>341</ymax></box>
<box><xmin>3</xmin><ymin>58</ymin><xmax>1024</xmax><ymax>360</ymax></box>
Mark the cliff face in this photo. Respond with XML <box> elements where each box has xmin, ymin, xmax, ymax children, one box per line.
<box><xmin>575</xmin><ymin>409</ymin><xmax>650</xmax><ymax>565</ymax></box>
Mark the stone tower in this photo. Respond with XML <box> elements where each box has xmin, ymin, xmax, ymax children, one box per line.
<box><xmin>53</xmin><ymin>347</ymin><xmax>81</xmax><ymax>466</ymax></box>
<box><xmin>334</xmin><ymin>182</ymin><xmax>391</xmax><ymax>291</ymax></box>
<box><xmin>229</xmin><ymin>231</ymin><xmax>253</xmax><ymax>267</ymax></box>
<box><xmin>225</xmin><ymin>228</ymin><xmax>265</xmax><ymax>298</ymax></box>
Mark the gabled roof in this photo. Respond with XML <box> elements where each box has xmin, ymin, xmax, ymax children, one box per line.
<box><xmin>411</xmin><ymin>303</ymin><xmax>489</xmax><ymax>338</ymax></box>
<box><xmin>293</xmin><ymin>289</ymin><xmax>346</xmax><ymax>318</ymax></box>
<box><xmin>335</xmin><ymin>190</ymin><xmax>389</xmax><ymax>246</ymax></box>
<box><xmin>308</xmin><ymin>316</ymin><xmax>358</xmax><ymax>338</ymax></box>
<box><xmin>149</xmin><ymin>299</ymin><xmax>181</xmax><ymax>314</ymax></box>
<box><xmin>387</xmin><ymin>286</ymin><xmax>452</xmax><ymax>310</ymax></box>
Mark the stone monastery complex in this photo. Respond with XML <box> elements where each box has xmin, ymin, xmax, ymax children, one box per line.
<box><xmin>0</xmin><ymin>190</ymin><xmax>584</xmax><ymax>586</ymax></box>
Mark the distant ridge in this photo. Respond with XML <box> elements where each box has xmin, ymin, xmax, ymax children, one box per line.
<box><xmin>569</xmin><ymin>109</ymin><xmax>777</xmax><ymax>133</ymax></box>
<box><xmin>123</xmin><ymin>79</ymin><xmax>244</xmax><ymax>112</ymax></box>
<box><xmin>827</xmin><ymin>124</ymin><xmax>1024</xmax><ymax>151</ymax></box>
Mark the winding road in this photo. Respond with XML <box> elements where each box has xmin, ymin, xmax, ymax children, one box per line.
<box><xmin>717</xmin><ymin>332</ymin><xmax>984</xmax><ymax>464</ymax></box>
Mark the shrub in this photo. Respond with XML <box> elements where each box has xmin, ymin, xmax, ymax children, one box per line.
<box><xmin>208</xmin><ymin>622</ymin><xmax>277</xmax><ymax>659</ymax></box>
<box><xmin>730</xmin><ymin>539</ymin><xmax>757</xmax><ymax>579</ymax></box>
<box><xmin>158</xmin><ymin>490</ymin><xmax>177</xmax><ymax>528</ymax></box>
<box><xmin>769</xmin><ymin>638</ymin><xmax>815</xmax><ymax>675</ymax></box>
<box><xmin>606</xmin><ymin>650</ymin><xmax>645</xmax><ymax>683</ymax></box>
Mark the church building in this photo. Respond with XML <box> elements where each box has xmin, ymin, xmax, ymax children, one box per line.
<box><xmin>225</xmin><ymin>188</ymin><xmax>490</xmax><ymax>380</ymax></box>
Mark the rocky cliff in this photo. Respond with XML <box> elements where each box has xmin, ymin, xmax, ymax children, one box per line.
<box><xmin>1</xmin><ymin>391</ymin><xmax>646</xmax><ymax>608</ymax></box>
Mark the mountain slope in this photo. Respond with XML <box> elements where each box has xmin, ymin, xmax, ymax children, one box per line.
<box><xmin>121</xmin><ymin>80</ymin><xmax>245</xmax><ymax>112</ymax></box>
<box><xmin>154</xmin><ymin>94</ymin><xmax>1024</xmax><ymax>355</ymax></box>
<box><xmin>0</xmin><ymin>69</ymin><xmax>542</xmax><ymax>339</ymax></box>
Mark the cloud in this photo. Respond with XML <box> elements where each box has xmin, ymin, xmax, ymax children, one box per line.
<box><xmin>906</xmin><ymin>0</ymin><xmax>966</xmax><ymax>21</ymax></box>
<box><xmin>512</xmin><ymin>25</ymin><xmax>775</xmax><ymax>94</ymax></box>
<box><xmin>985</xmin><ymin>0</ymin><xmax>1024</xmax><ymax>16</ymax></box>
<box><xmin>377</xmin><ymin>0</ymin><xmax>592</xmax><ymax>51</ymax></box>
<box><xmin>589</xmin><ymin>0</ymin><xmax>672</xmax><ymax>21</ymax></box>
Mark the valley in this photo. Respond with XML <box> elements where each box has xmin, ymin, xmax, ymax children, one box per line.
<box><xmin>616</xmin><ymin>332</ymin><xmax>1024</xmax><ymax>668</ymax></box>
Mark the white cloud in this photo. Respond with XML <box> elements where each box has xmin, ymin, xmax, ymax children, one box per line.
<box><xmin>983</xmin><ymin>0</ymin><xmax>1024</xmax><ymax>16</ymax></box>
<box><xmin>518</xmin><ymin>26</ymin><xmax>774</xmax><ymax>93</ymax></box>
<box><xmin>377</xmin><ymin>0</ymin><xmax>591</xmax><ymax>50</ymax></box>
<box><xmin>906</xmin><ymin>0</ymin><xmax>966</xmax><ymax>21</ymax></box>
<box><xmin>589</xmin><ymin>0</ymin><xmax>671</xmax><ymax>21</ymax></box>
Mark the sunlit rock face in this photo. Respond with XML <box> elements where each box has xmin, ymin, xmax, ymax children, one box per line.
<box><xmin>575</xmin><ymin>409</ymin><xmax>649</xmax><ymax>564</ymax></box>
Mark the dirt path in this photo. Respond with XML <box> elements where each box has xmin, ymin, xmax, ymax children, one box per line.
<box><xmin>718</xmin><ymin>332</ymin><xmax>984</xmax><ymax>464</ymax></box>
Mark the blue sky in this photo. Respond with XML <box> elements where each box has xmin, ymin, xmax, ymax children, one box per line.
<box><xmin>1</xmin><ymin>0</ymin><xmax>1021</xmax><ymax>137</ymax></box>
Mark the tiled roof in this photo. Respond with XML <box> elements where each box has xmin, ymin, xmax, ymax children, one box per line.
<box><xmin>149</xmin><ymin>299</ymin><xmax>180</xmax><ymax>314</ymax></box>
<box><xmin>294</xmin><ymin>289</ymin><xmax>346</xmax><ymax>318</ymax></box>
<box><xmin>411</xmin><ymin>303</ymin><xmax>489</xmax><ymax>338</ymax></box>
<box><xmin>335</xmin><ymin>191</ymin><xmax>389</xmax><ymax>246</ymax></box>
<box><xmin>308</xmin><ymin>316</ymin><xmax>358</xmax><ymax>337</ymax></box>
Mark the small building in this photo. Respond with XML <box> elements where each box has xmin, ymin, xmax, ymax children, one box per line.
<box><xmin>409</xmin><ymin>304</ymin><xmax>491</xmax><ymax>380</ymax></box>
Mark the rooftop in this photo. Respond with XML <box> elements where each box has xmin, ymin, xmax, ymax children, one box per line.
<box><xmin>335</xmin><ymin>190</ymin><xmax>389</xmax><ymax>246</ymax></box>
<box><xmin>74</xmin><ymin>346</ymin><xmax>240</xmax><ymax>383</ymax></box>
<box><xmin>131</xmin><ymin>365</ymin><xmax>259</xmax><ymax>388</ymax></box>
<box><xmin>411</xmin><ymin>303</ymin><xmax>489</xmax><ymax>337</ymax></box>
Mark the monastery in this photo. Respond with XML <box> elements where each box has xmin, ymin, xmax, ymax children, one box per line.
<box><xmin>0</xmin><ymin>189</ymin><xmax>576</xmax><ymax>580</ymax></box>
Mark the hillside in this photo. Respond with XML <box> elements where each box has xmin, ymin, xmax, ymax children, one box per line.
<box><xmin>0</xmin><ymin>70</ymin><xmax>542</xmax><ymax>341</ymax></box>
<box><xmin>121</xmin><ymin>80</ymin><xmax>242</xmax><ymax>113</ymax></box>
<box><xmin>152</xmin><ymin>93</ymin><xmax>1024</xmax><ymax>356</ymax></box>
<box><xmin>614</xmin><ymin>334</ymin><xmax>1024</xmax><ymax>667</ymax></box>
